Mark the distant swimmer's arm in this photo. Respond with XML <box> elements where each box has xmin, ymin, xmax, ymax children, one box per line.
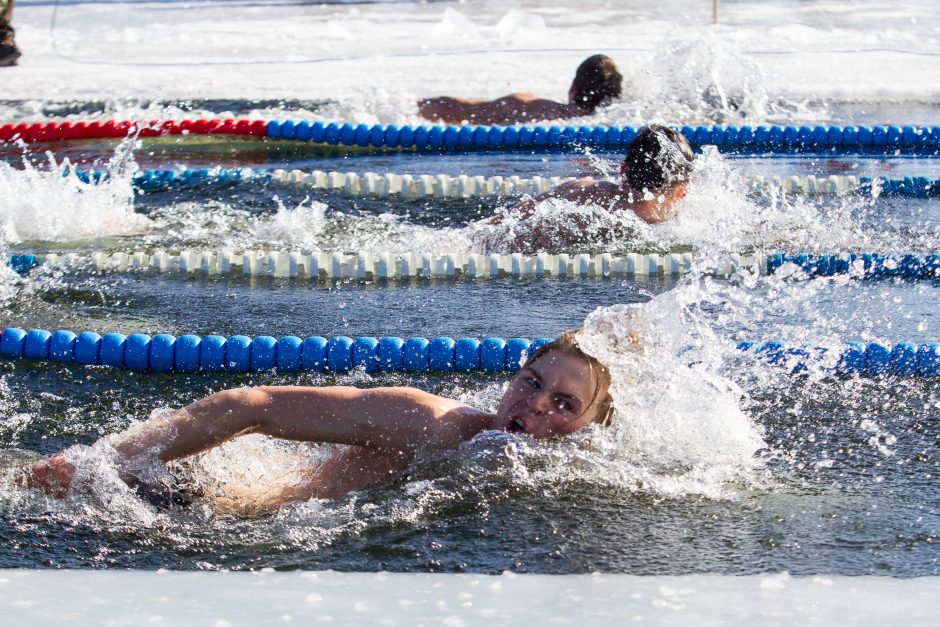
<box><xmin>491</xmin><ymin>178</ymin><xmax>600</xmax><ymax>223</ymax></box>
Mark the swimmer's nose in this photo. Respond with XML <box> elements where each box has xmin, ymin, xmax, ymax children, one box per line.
<box><xmin>528</xmin><ymin>390</ymin><xmax>552</xmax><ymax>415</ymax></box>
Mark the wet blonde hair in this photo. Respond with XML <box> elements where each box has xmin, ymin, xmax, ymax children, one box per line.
<box><xmin>522</xmin><ymin>329</ymin><xmax>614</xmax><ymax>427</ymax></box>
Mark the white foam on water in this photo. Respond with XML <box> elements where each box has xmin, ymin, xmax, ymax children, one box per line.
<box><xmin>0</xmin><ymin>141</ymin><xmax>150</xmax><ymax>244</ymax></box>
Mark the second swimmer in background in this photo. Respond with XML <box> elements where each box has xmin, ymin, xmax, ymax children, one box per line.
<box><xmin>418</xmin><ymin>54</ymin><xmax>623</xmax><ymax>125</ymax></box>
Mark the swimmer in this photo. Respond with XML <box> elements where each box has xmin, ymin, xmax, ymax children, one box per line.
<box><xmin>511</xmin><ymin>124</ymin><xmax>696</xmax><ymax>224</ymax></box>
<box><xmin>23</xmin><ymin>331</ymin><xmax>614</xmax><ymax>515</ymax></box>
<box><xmin>418</xmin><ymin>55</ymin><xmax>622</xmax><ymax>125</ymax></box>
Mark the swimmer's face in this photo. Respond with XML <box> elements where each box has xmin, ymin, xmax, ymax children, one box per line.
<box><xmin>494</xmin><ymin>350</ymin><xmax>601</xmax><ymax>439</ymax></box>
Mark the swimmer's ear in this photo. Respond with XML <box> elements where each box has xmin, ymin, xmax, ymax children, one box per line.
<box><xmin>671</xmin><ymin>182</ymin><xmax>688</xmax><ymax>199</ymax></box>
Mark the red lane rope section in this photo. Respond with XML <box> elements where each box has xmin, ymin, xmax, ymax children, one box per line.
<box><xmin>0</xmin><ymin>119</ymin><xmax>268</xmax><ymax>143</ymax></box>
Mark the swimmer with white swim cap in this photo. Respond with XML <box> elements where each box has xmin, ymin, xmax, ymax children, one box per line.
<box><xmin>418</xmin><ymin>55</ymin><xmax>623</xmax><ymax>125</ymax></box>
<box><xmin>24</xmin><ymin>331</ymin><xmax>615</xmax><ymax>515</ymax></box>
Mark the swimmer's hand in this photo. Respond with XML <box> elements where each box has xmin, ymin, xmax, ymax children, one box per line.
<box><xmin>20</xmin><ymin>454</ymin><xmax>75</xmax><ymax>498</ymax></box>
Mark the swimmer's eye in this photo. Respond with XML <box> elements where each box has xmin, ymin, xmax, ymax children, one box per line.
<box><xmin>524</xmin><ymin>375</ymin><xmax>541</xmax><ymax>389</ymax></box>
<box><xmin>555</xmin><ymin>398</ymin><xmax>573</xmax><ymax>412</ymax></box>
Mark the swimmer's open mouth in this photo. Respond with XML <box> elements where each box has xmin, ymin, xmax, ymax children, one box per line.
<box><xmin>508</xmin><ymin>418</ymin><xmax>525</xmax><ymax>433</ymax></box>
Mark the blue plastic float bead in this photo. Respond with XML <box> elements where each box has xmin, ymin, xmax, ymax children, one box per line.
<box><xmin>279</xmin><ymin>120</ymin><xmax>297</xmax><ymax>140</ymax></box>
<box><xmin>561</xmin><ymin>126</ymin><xmax>576</xmax><ymax>145</ymax></box>
<box><xmin>857</xmin><ymin>126</ymin><xmax>873</xmax><ymax>146</ymax></box>
<box><xmin>413</xmin><ymin>126</ymin><xmax>430</xmax><ymax>149</ymax></box>
<box><xmin>886</xmin><ymin>125</ymin><xmax>902</xmax><ymax>146</ymax></box>
<box><xmin>901</xmin><ymin>126</ymin><xmax>917</xmax><ymax>146</ymax></box>
<box><xmin>518</xmin><ymin>127</ymin><xmax>535</xmax><ymax>146</ymax></box>
<box><xmin>49</xmin><ymin>330</ymin><xmax>77</xmax><ymax>362</ymax></box>
<box><xmin>480</xmin><ymin>337</ymin><xmax>506</xmax><ymax>372</ymax></box>
<box><xmin>199</xmin><ymin>335</ymin><xmax>226</xmax><ymax>372</ymax></box>
<box><xmin>872</xmin><ymin>126</ymin><xmax>887</xmax><ymax>146</ymax></box>
<box><xmin>24</xmin><ymin>329</ymin><xmax>52</xmax><ymax>360</ymax></box>
<box><xmin>352</xmin><ymin>337</ymin><xmax>379</xmax><ymax>373</ymax></box>
<box><xmin>891</xmin><ymin>342</ymin><xmax>918</xmax><ymax>375</ymax></box>
<box><xmin>487</xmin><ymin>126</ymin><xmax>504</xmax><ymax>146</ymax></box>
<box><xmin>458</xmin><ymin>126</ymin><xmax>474</xmax><ymax>148</ymax></box>
<box><xmin>586</xmin><ymin>125</ymin><xmax>604</xmax><ymax>145</ymax></box>
<box><xmin>339</xmin><ymin>123</ymin><xmax>356</xmax><ymax>145</ymax></box>
<box><xmin>402</xmin><ymin>337</ymin><xmax>429</xmax><ymax>372</ymax></box>
<box><xmin>606</xmin><ymin>127</ymin><xmax>623</xmax><ymax>147</ymax></box>
<box><xmin>324</xmin><ymin>122</ymin><xmax>341</xmax><ymax>145</ymax></box>
<box><xmin>826</xmin><ymin>126</ymin><xmax>843</xmax><ymax>146</ymax></box>
<box><xmin>532</xmin><ymin>127</ymin><xmax>548</xmax><ymax>146</ymax></box>
<box><xmin>680</xmin><ymin>126</ymin><xmax>695</xmax><ymax>143</ymax></box>
<box><xmin>783</xmin><ymin>126</ymin><xmax>799</xmax><ymax>148</ymax></box>
<box><xmin>797</xmin><ymin>126</ymin><xmax>813</xmax><ymax>148</ymax></box>
<box><xmin>377</xmin><ymin>337</ymin><xmax>404</xmax><ymax>372</ymax></box>
<box><xmin>175</xmin><ymin>335</ymin><xmax>201</xmax><ymax>372</ymax></box>
<box><xmin>472</xmin><ymin>126</ymin><xmax>488</xmax><ymax>147</ymax></box>
<box><xmin>738</xmin><ymin>126</ymin><xmax>754</xmax><ymax>145</ymax></box>
<box><xmin>124</xmin><ymin>333</ymin><xmax>152</xmax><ymax>371</ymax></box>
<box><xmin>504</xmin><ymin>338</ymin><xmax>531</xmax><ymax>371</ymax></box>
<box><xmin>454</xmin><ymin>338</ymin><xmax>481</xmax><ymax>372</ymax></box>
<box><xmin>547</xmin><ymin>126</ymin><xmax>562</xmax><ymax>146</ymax></box>
<box><xmin>918</xmin><ymin>343</ymin><xmax>940</xmax><ymax>376</ymax></box>
<box><xmin>813</xmin><ymin>126</ymin><xmax>828</xmax><ymax>146</ymax></box>
<box><xmin>354</xmin><ymin>123</ymin><xmax>371</xmax><ymax>146</ymax></box>
<box><xmin>752</xmin><ymin>126</ymin><xmax>769</xmax><ymax>146</ymax></box>
<box><xmin>73</xmin><ymin>331</ymin><xmax>101</xmax><ymax>365</ymax></box>
<box><xmin>250</xmin><ymin>336</ymin><xmax>277</xmax><ymax>372</ymax></box>
<box><xmin>899</xmin><ymin>254</ymin><xmax>921</xmax><ymax>279</ymax></box>
<box><xmin>265</xmin><ymin>120</ymin><xmax>280</xmax><ymax>138</ymax></box>
<box><xmin>301</xmin><ymin>336</ymin><xmax>328</xmax><ymax>371</ymax></box>
<box><xmin>428</xmin><ymin>337</ymin><xmax>455</xmax><ymax>371</ymax></box>
<box><xmin>710</xmin><ymin>126</ymin><xmax>727</xmax><ymax>145</ymax></box>
<box><xmin>865</xmin><ymin>343</ymin><xmax>891</xmax><ymax>375</ymax></box>
<box><xmin>368</xmin><ymin>124</ymin><xmax>386</xmax><ymax>148</ymax></box>
<box><xmin>757</xmin><ymin>340</ymin><xmax>785</xmax><ymax>364</ymax></box>
<box><xmin>529</xmin><ymin>337</ymin><xmax>553</xmax><ymax>354</ymax></box>
<box><xmin>840</xmin><ymin>125</ymin><xmax>857</xmax><ymax>146</ymax></box>
<box><xmin>694</xmin><ymin>126</ymin><xmax>711</xmax><ymax>146</ymax></box>
<box><xmin>724</xmin><ymin>126</ymin><xmax>740</xmax><ymax>145</ymax></box>
<box><xmin>274</xmin><ymin>336</ymin><xmax>301</xmax><ymax>371</ymax></box>
<box><xmin>428</xmin><ymin>126</ymin><xmax>444</xmax><ymax>148</ymax></box>
<box><xmin>0</xmin><ymin>327</ymin><xmax>26</xmax><ymax>357</ymax></box>
<box><xmin>100</xmin><ymin>333</ymin><xmax>127</xmax><ymax>368</ymax></box>
<box><xmin>502</xmin><ymin>126</ymin><xmax>518</xmax><ymax>146</ymax></box>
<box><xmin>149</xmin><ymin>334</ymin><xmax>176</xmax><ymax>372</ymax></box>
<box><xmin>383</xmin><ymin>124</ymin><xmax>400</xmax><ymax>148</ymax></box>
<box><xmin>326</xmin><ymin>336</ymin><xmax>354</xmax><ymax>372</ymax></box>
<box><xmin>443</xmin><ymin>126</ymin><xmax>459</xmax><ymax>148</ymax></box>
<box><xmin>310</xmin><ymin>121</ymin><xmax>326</xmax><ymax>143</ymax></box>
<box><xmin>224</xmin><ymin>335</ymin><xmax>251</xmax><ymax>373</ymax></box>
<box><xmin>768</xmin><ymin>125</ymin><xmax>784</xmax><ymax>146</ymax></box>
<box><xmin>398</xmin><ymin>125</ymin><xmax>414</xmax><ymax>147</ymax></box>
<box><xmin>294</xmin><ymin>121</ymin><xmax>311</xmax><ymax>141</ymax></box>
<box><xmin>837</xmin><ymin>341</ymin><xmax>866</xmax><ymax>374</ymax></box>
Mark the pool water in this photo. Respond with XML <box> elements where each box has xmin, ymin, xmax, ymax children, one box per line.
<box><xmin>0</xmin><ymin>115</ymin><xmax>938</xmax><ymax>576</ymax></box>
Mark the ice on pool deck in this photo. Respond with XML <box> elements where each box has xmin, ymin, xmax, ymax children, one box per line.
<box><xmin>1</xmin><ymin>570</ymin><xmax>939</xmax><ymax>626</ymax></box>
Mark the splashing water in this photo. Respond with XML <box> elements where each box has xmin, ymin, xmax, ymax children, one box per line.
<box><xmin>0</xmin><ymin>139</ymin><xmax>151</xmax><ymax>245</ymax></box>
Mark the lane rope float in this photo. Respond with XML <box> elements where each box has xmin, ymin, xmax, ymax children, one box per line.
<box><xmin>2</xmin><ymin>120</ymin><xmax>939</xmax><ymax>155</ymax></box>
<box><xmin>8</xmin><ymin>251</ymin><xmax>940</xmax><ymax>281</ymax></box>
<box><xmin>84</xmin><ymin>167</ymin><xmax>940</xmax><ymax>199</ymax></box>
<box><xmin>1</xmin><ymin>328</ymin><xmax>937</xmax><ymax>377</ymax></box>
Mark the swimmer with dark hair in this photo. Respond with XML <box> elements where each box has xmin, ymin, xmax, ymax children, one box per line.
<box><xmin>24</xmin><ymin>331</ymin><xmax>617</xmax><ymax>516</ymax></box>
<box><xmin>418</xmin><ymin>54</ymin><xmax>623</xmax><ymax>125</ymax></box>
<box><xmin>508</xmin><ymin>124</ymin><xmax>696</xmax><ymax>224</ymax></box>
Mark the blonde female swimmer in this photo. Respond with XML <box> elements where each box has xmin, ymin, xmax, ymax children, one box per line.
<box><xmin>25</xmin><ymin>331</ymin><xmax>613</xmax><ymax>514</ymax></box>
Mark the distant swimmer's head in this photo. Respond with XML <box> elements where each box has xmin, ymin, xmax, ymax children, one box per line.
<box><xmin>568</xmin><ymin>54</ymin><xmax>623</xmax><ymax>113</ymax></box>
<box><xmin>621</xmin><ymin>125</ymin><xmax>696</xmax><ymax>196</ymax></box>
<box><xmin>495</xmin><ymin>330</ymin><xmax>614</xmax><ymax>439</ymax></box>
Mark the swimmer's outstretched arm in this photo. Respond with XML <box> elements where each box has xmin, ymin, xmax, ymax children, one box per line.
<box><xmin>115</xmin><ymin>386</ymin><xmax>492</xmax><ymax>462</ymax></box>
<box><xmin>26</xmin><ymin>386</ymin><xmax>494</xmax><ymax>497</ymax></box>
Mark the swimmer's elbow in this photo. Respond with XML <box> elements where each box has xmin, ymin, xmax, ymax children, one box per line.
<box><xmin>202</xmin><ymin>386</ymin><xmax>274</xmax><ymax>431</ymax></box>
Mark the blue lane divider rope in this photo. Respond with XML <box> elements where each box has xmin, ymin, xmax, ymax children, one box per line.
<box><xmin>263</xmin><ymin>122</ymin><xmax>940</xmax><ymax>154</ymax></box>
<box><xmin>1</xmin><ymin>328</ymin><xmax>938</xmax><ymax>376</ymax></box>
<box><xmin>67</xmin><ymin>167</ymin><xmax>940</xmax><ymax>198</ymax></box>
